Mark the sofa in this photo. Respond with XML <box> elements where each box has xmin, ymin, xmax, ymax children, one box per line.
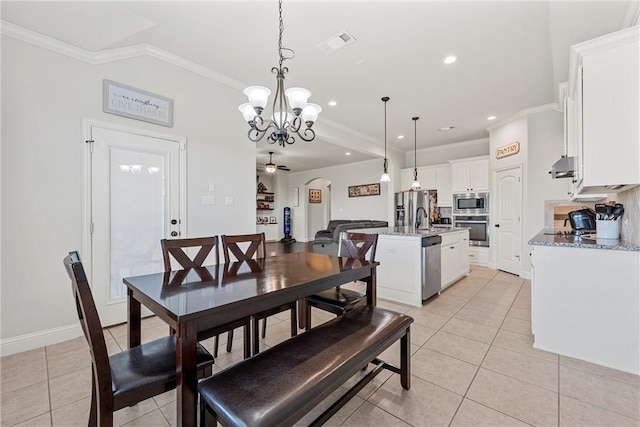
<box><xmin>311</xmin><ymin>220</ymin><xmax>388</xmax><ymax>256</ymax></box>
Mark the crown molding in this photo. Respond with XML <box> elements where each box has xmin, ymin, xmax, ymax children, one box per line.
<box><xmin>486</xmin><ymin>103</ymin><xmax>560</xmax><ymax>132</ymax></box>
<box><xmin>0</xmin><ymin>20</ymin><xmax>245</xmax><ymax>90</ymax></box>
<box><xmin>416</xmin><ymin>137</ymin><xmax>489</xmax><ymax>155</ymax></box>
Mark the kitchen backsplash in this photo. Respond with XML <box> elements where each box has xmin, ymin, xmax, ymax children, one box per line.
<box><xmin>617</xmin><ymin>185</ymin><xmax>639</xmax><ymax>244</ymax></box>
<box><xmin>544</xmin><ymin>186</ymin><xmax>639</xmax><ymax>244</ymax></box>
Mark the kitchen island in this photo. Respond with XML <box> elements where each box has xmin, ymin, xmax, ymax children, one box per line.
<box><xmin>529</xmin><ymin>230</ymin><xmax>640</xmax><ymax>375</ymax></box>
<box><xmin>351</xmin><ymin>226</ymin><xmax>470</xmax><ymax>306</ymax></box>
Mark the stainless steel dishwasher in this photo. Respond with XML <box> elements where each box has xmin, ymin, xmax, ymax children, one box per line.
<box><xmin>421</xmin><ymin>235</ymin><xmax>442</xmax><ymax>300</ymax></box>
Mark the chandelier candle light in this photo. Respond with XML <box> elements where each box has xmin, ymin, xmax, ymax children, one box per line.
<box><xmin>238</xmin><ymin>0</ymin><xmax>322</xmax><ymax>147</ymax></box>
<box><xmin>380</xmin><ymin>97</ymin><xmax>391</xmax><ymax>182</ymax></box>
<box><xmin>410</xmin><ymin>116</ymin><xmax>421</xmax><ymax>190</ymax></box>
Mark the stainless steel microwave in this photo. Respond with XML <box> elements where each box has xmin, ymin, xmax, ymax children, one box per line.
<box><xmin>453</xmin><ymin>192</ymin><xmax>489</xmax><ymax>215</ymax></box>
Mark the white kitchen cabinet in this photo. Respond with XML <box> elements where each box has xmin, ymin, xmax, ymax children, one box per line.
<box><xmin>435</xmin><ymin>165</ymin><xmax>452</xmax><ymax>206</ymax></box>
<box><xmin>375</xmin><ymin>234</ymin><xmax>424</xmax><ymax>306</ymax></box>
<box><xmin>568</xmin><ymin>26</ymin><xmax>639</xmax><ymax>195</ymax></box>
<box><xmin>441</xmin><ymin>229</ymin><xmax>470</xmax><ymax>290</ymax></box>
<box><xmin>468</xmin><ymin>246</ymin><xmax>489</xmax><ymax>266</ymax></box>
<box><xmin>531</xmin><ymin>245</ymin><xmax>639</xmax><ymax>375</ymax></box>
<box><xmin>400</xmin><ymin>164</ymin><xmax>452</xmax><ymax>206</ymax></box>
<box><xmin>450</xmin><ymin>157</ymin><xmax>489</xmax><ymax>193</ymax></box>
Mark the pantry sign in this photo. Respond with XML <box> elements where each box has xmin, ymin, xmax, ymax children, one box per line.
<box><xmin>496</xmin><ymin>141</ymin><xmax>520</xmax><ymax>159</ymax></box>
<box><xmin>103</xmin><ymin>80</ymin><xmax>173</xmax><ymax>127</ymax></box>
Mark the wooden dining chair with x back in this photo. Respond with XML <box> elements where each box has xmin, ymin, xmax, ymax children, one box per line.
<box><xmin>161</xmin><ymin>236</ymin><xmax>252</xmax><ymax>359</ymax></box>
<box><xmin>305</xmin><ymin>232</ymin><xmax>379</xmax><ymax>331</ymax></box>
<box><xmin>63</xmin><ymin>251</ymin><xmax>214</xmax><ymax>427</ymax></box>
<box><xmin>221</xmin><ymin>232</ymin><xmax>298</xmax><ymax>355</ymax></box>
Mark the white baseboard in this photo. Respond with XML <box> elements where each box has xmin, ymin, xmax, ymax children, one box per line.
<box><xmin>0</xmin><ymin>323</ymin><xmax>83</xmax><ymax>357</ymax></box>
<box><xmin>520</xmin><ymin>271</ymin><xmax>532</xmax><ymax>280</ymax></box>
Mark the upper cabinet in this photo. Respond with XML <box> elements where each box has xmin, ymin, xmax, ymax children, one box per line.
<box><xmin>450</xmin><ymin>156</ymin><xmax>489</xmax><ymax>193</ymax></box>
<box><xmin>568</xmin><ymin>26</ymin><xmax>639</xmax><ymax>195</ymax></box>
<box><xmin>400</xmin><ymin>164</ymin><xmax>452</xmax><ymax>206</ymax></box>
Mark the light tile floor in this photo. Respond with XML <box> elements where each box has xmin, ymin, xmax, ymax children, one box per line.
<box><xmin>2</xmin><ymin>265</ymin><xmax>639</xmax><ymax>426</ymax></box>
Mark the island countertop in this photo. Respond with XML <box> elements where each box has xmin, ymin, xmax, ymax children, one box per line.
<box><xmin>528</xmin><ymin>229</ymin><xmax>640</xmax><ymax>252</ymax></box>
<box><xmin>349</xmin><ymin>226</ymin><xmax>464</xmax><ymax>238</ymax></box>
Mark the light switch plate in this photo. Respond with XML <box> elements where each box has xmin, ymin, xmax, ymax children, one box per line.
<box><xmin>202</xmin><ymin>196</ymin><xmax>214</xmax><ymax>206</ymax></box>
<box><xmin>224</xmin><ymin>196</ymin><xmax>234</xmax><ymax>206</ymax></box>
<box><xmin>208</xmin><ymin>182</ymin><xmax>215</xmax><ymax>192</ymax></box>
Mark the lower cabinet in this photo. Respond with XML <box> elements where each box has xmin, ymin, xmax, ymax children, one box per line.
<box><xmin>441</xmin><ymin>229</ymin><xmax>470</xmax><ymax>290</ymax></box>
<box><xmin>468</xmin><ymin>246</ymin><xmax>489</xmax><ymax>266</ymax></box>
<box><xmin>531</xmin><ymin>245</ymin><xmax>639</xmax><ymax>375</ymax></box>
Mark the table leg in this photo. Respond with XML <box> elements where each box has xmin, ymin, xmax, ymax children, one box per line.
<box><xmin>366</xmin><ymin>266</ymin><xmax>377</xmax><ymax>306</ymax></box>
<box><xmin>297</xmin><ymin>298</ymin><xmax>307</xmax><ymax>329</ymax></box>
<box><xmin>127</xmin><ymin>289</ymin><xmax>141</xmax><ymax>348</ymax></box>
<box><xmin>176</xmin><ymin>321</ymin><xmax>198</xmax><ymax>427</ymax></box>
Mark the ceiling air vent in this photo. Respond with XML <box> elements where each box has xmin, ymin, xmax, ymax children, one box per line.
<box><xmin>317</xmin><ymin>31</ymin><xmax>356</xmax><ymax>54</ymax></box>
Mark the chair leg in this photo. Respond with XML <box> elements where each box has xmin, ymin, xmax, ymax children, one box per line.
<box><xmin>262</xmin><ymin>317</ymin><xmax>267</xmax><ymax>338</ymax></box>
<box><xmin>305</xmin><ymin>301</ymin><xmax>312</xmax><ymax>332</ymax></box>
<box><xmin>290</xmin><ymin>303</ymin><xmax>298</xmax><ymax>337</ymax></box>
<box><xmin>200</xmin><ymin>398</ymin><xmax>217</xmax><ymax>427</ymax></box>
<box><xmin>213</xmin><ymin>334</ymin><xmax>219</xmax><ymax>358</ymax></box>
<box><xmin>400</xmin><ymin>326</ymin><xmax>411</xmax><ymax>390</ymax></box>
<box><xmin>252</xmin><ymin>317</ymin><xmax>260</xmax><ymax>356</ymax></box>
<box><xmin>243</xmin><ymin>321</ymin><xmax>251</xmax><ymax>359</ymax></box>
<box><xmin>226</xmin><ymin>329</ymin><xmax>234</xmax><ymax>353</ymax></box>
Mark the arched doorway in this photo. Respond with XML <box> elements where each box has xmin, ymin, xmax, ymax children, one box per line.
<box><xmin>305</xmin><ymin>177</ymin><xmax>331</xmax><ymax>240</ymax></box>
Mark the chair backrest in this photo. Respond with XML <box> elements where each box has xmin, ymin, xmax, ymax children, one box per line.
<box><xmin>161</xmin><ymin>236</ymin><xmax>219</xmax><ymax>272</ymax></box>
<box><xmin>63</xmin><ymin>251</ymin><xmax>114</xmax><ymax>413</ymax></box>
<box><xmin>221</xmin><ymin>233</ymin><xmax>265</xmax><ymax>263</ymax></box>
<box><xmin>339</xmin><ymin>232</ymin><xmax>378</xmax><ymax>262</ymax></box>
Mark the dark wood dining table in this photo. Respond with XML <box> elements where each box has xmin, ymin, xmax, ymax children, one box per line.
<box><xmin>123</xmin><ymin>251</ymin><xmax>378</xmax><ymax>427</ymax></box>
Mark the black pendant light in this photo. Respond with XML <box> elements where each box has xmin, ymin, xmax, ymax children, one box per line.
<box><xmin>410</xmin><ymin>116</ymin><xmax>421</xmax><ymax>189</ymax></box>
<box><xmin>380</xmin><ymin>97</ymin><xmax>391</xmax><ymax>182</ymax></box>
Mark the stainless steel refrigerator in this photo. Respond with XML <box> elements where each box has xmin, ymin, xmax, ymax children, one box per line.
<box><xmin>395</xmin><ymin>190</ymin><xmax>438</xmax><ymax>228</ymax></box>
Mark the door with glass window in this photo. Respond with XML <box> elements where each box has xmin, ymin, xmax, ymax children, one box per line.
<box><xmin>89</xmin><ymin>125</ymin><xmax>183</xmax><ymax>326</ymax></box>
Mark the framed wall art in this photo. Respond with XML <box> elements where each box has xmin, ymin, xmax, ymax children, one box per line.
<box><xmin>103</xmin><ymin>80</ymin><xmax>174</xmax><ymax>127</ymax></box>
<box><xmin>348</xmin><ymin>183</ymin><xmax>381</xmax><ymax>197</ymax></box>
<box><xmin>293</xmin><ymin>187</ymin><xmax>299</xmax><ymax>207</ymax></box>
<box><xmin>309</xmin><ymin>189</ymin><xmax>321</xmax><ymax>203</ymax></box>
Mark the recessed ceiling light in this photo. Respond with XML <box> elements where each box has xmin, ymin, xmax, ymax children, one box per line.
<box><xmin>397</xmin><ymin>135</ymin><xmax>405</xmax><ymax>139</ymax></box>
<box><xmin>443</xmin><ymin>55</ymin><xmax>457</xmax><ymax>64</ymax></box>
<box><xmin>328</xmin><ymin>101</ymin><xmax>337</xmax><ymax>107</ymax></box>
<box><xmin>487</xmin><ymin>115</ymin><xmax>497</xmax><ymax>121</ymax></box>
<box><xmin>345</xmin><ymin>152</ymin><xmax>351</xmax><ymax>156</ymax></box>
<box><xmin>438</xmin><ymin>126</ymin><xmax>455</xmax><ymax>131</ymax></box>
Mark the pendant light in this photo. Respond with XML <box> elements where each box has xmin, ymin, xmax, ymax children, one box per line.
<box><xmin>410</xmin><ymin>116</ymin><xmax>421</xmax><ymax>190</ymax></box>
<box><xmin>380</xmin><ymin>96</ymin><xmax>391</xmax><ymax>182</ymax></box>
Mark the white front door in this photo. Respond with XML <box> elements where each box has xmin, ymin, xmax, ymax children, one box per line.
<box><xmin>495</xmin><ymin>166</ymin><xmax>522</xmax><ymax>275</ymax></box>
<box><xmin>87</xmin><ymin>124</ymin><xmax>184</xmax><ymax>326</ymax></box>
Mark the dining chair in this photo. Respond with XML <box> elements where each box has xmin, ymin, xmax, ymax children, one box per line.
<box><xmin>161</xmin><ymin>237</ymin><xmax>252</xmax><ymax>359</ymax></box>
<box><xmin>221</xmin><ymin>233</ymin><xmax>298</xmax><ymax>355</ymax></box>
<box><xmin>63</xmin><ymin>251</ymin><xmax>214</xmax><ymax>427</ymax></box>
<box><xmin>305</xmin><ymin>232</ymin><xmax>378</xmax><ymax>331</ymax></box>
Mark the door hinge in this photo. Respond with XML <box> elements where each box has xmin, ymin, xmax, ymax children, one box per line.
<box><xmin>86</xmin><ymin>140</ymin><xmax>94</xmax><ymax>153</ymax></box>
<box><xmin>90</xmin><ymin>222</ymin><xmax>94</xmax><ymax>234</ymax></box>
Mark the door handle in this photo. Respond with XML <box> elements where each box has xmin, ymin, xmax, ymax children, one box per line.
<box><xmin>495</xmin><ymin>224</ymin><xmax>500</xmax><ymax>228</ymax></box>
<box><xmin>171</xmin><ymin>231</ymin><xmax>179</xmax><ymax>237</ymax></box>
<box><xmin>171</xmin><ymin>219</ymin><xmax>178</xmax><ymax>225</ymax></box>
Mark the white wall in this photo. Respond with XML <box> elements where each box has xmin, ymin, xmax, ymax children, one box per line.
<box><xmin>489</xmin><ymin>107</ymin><xmax>567</xmax><ymax>276</ymax></box>
<box><xmin>406</xmin><ymin>138</ymin><xmax>490</xmax><ymax>168</ymax></box>
<box><xmin>1</xmin><ymin>36</ymin><xmax>255</xmax><ymax>354</ymax></box>
<box><xmin>288</xmin><ymin>159</ymin><xmax>392</xmax><ymax>241</ymax></box>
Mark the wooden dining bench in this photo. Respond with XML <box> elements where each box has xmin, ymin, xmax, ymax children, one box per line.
<box><xmin>197</xmin><ymin>305</ymin><xmax>413</xmax><ymax>427</ymax></box>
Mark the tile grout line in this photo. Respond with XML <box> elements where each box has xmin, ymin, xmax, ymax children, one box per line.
<box><xmin>448</xmin><ymin>272</ymin><xmax>535</xmax><ymax>427</ymax></box>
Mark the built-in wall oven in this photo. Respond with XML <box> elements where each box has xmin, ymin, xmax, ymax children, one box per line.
<box><xmin>453</xmin><ymin>192</ymin><xmax>489</xmax><ymax>215</ymax></box>
<box><xmin>454</xmin><ymin>215</ymin><xmax>490</xmax><ymax>247</ymax></box>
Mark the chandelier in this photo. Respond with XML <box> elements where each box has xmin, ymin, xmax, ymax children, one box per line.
<box><xmin>238</xmin><ymin>0</ymin><xmax>321</xmax><ymax>147</ymax></box>
<box><xmin>380</xmin><ymin>96</ymin><xmax>391</xmax><ymax>182</ymax></box>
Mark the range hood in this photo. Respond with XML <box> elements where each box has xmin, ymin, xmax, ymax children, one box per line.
<box><xmin>549</xmin><ymin>156</ymin><xmax>575</xmax><ymax>179</ymax></box>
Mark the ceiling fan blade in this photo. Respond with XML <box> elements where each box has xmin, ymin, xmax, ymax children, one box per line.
<box><xmin>277</xmin><ymin>165</ymin><xmax>291</xmax><ymax>171</ymax></box>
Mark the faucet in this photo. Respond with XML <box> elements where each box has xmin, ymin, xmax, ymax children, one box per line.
<box><xmin>415</xmin><ymin>206</ymin><xmax>428</xmax><ymax>229</ymax></box>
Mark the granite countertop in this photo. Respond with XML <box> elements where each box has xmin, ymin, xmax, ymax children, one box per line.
<box><xmin>529</xmin><ymin>229</ymin><xmax>640</xmax><ymax>252</ymax></box>
<box><xmin>350</xmin><ymin>226</ymin><xmax>465</xmax><ymax>238</ymax></box>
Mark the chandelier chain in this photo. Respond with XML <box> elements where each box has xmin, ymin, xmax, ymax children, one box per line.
<box><xmin>278</xmin><ymin>0</ymin><xmax>295</xmax><ymax>70</ymax></box>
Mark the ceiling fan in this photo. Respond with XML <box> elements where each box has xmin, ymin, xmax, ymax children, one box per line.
<box><xmin>259</xmin><ymin>151</ymin><xmax>290</xmax><ymax>173</ymax></box>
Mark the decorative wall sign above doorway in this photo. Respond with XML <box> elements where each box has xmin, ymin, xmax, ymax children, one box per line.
<box><xmin>103</xmin><ymin>80</ymin><xmax>173</xmax><ymax>127</ymax></box>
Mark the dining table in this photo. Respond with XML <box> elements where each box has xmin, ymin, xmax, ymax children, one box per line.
<box><xmin>123</xmin><ymin>251</ymin><xmax>378</xmax><ymax>427</ymax></box>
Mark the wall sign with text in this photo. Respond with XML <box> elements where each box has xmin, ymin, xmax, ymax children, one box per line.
<box><xmin>496</xmin><ymin>141</ymin><xmax>520</xmax><ymax>159</ymax></box>
<box><xmin>103</xmin><ymin>80</ymin><xmax>173</xmax><ymax>127</ymax></box>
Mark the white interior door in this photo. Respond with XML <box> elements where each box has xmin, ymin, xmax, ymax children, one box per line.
<box><xmin>495</xmin><ymin>166</ymin><xmax>522</xmax><ymax>275</ymax></box>
<box><xmin>89</xmin><ymin>125</ymin><xmax>184</xmax><ymax>326</ymax></box>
